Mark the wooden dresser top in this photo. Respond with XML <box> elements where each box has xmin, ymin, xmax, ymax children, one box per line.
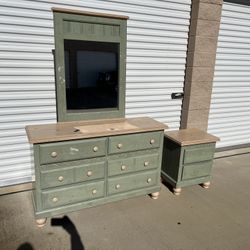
<box><xmin>26</xmin><ymin>117</ymin><xmax>168</xmax><ymax>144</ymax></box>
<box><xmin>164</xmin><ymin>128</ymin><xmax>220</xmax><ymax>146</ymax></box>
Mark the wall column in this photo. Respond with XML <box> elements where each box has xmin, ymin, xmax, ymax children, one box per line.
<box><xmin>181</xmin><ymin>0</ymin><xmax>223</xmax><ymax>131</ymax></box>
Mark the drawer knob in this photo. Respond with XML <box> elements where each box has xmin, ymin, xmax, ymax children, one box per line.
<box><xmin>93</xmin><ymin>146</ymin><xmax>98</xmax><ymax>152</ymax></box>
<box><xmin>150</xmin><ymin>139</ymin><xmax>155</xmax><ymax>144</ymax></box>
<box><xmin>115</xmin><ymin>184</ymin><xmax>120</xmax><ymax>189</ymax></box>
<box><xmin>52</xmin><ymin>197</ymin><xmax>58</xmax><ymax>203</ymax></box>
<box><xmin>147</xmin><ymin>178</ymin><xmax>152</xmax><ymax>183</ymax></box>
<box><xmin>51</xmin><ymin>151</ymin><xmax>57</xmax><ymax>158</ymax></box>
<box><xmin>121</xmin><ymin>165</ymin><xmax>126</xmax><ymax>171</ymax></box>
<box><xmin>58</xmin><ymin>176</ymin><xmax>64</xmax><ymax>182</ymax></box>
<box><xmin>144</xmin><ymin>161</ymin><xmax>149</xmax><ymax>167</ymax></box>
<box><xmin>117</xmin><ymin>143</ymin><xmax>123</xmax><ymax>149</ymax></box>
<box><xmin>87</xmin><ymin>171</ymin><xmax>93</xmax><ymax>177</ymax></box>
<box><xmin>92</xmin><ymin>189</ymin><xmax>97</xmax><ymax>195</ymax></box>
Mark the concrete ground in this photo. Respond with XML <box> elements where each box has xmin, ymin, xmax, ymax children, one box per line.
<box><xmin>0</xmin><ymin>154</ymin><xmax>250</xmax><ymax>250</ymax></box>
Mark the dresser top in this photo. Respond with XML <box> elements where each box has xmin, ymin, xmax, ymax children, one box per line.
<box><xmin>164</xmin><ymin>128</ymin><xmax>220</xmax><ymax>146</ymax></box>
<box><xmin>26</xmin><ymin>117</ymin><xmax>168</xmax><ymax>144</ymax></box>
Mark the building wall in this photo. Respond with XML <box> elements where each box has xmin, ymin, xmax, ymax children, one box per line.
<box><xmin>0</xmin><ymin>0</ymin><xmax>191</xmax><ymax>187</ymax></box>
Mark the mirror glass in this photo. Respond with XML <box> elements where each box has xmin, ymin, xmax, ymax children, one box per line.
<box><xmin>64</xmin><ymin>40</ymin><xmax>119</xmax><ymax>111</ymax></box>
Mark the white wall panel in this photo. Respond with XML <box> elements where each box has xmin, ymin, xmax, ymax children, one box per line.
<box><xmin>208</xmin><ymin>1</ymin><xmax>250</xmax><ymax>148</ymax></box>
<box><xmin>0</xmin><ymin>0</ymin><xmax>190</xmax><ymax>186</ymax></box>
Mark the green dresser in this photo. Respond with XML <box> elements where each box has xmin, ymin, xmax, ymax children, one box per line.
<box><xmin>161</xmin><ymin>128</ymin><xmax>219</xmax><ymax>195</ymax></box>
<box><xmin>26</xmin><ymin>117</ymin><xmax>167</xmax><ymax>226</ymax></box>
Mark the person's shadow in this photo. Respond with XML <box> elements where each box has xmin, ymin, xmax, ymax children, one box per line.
<box><xmin>51</xmin><ymin>216</ymin><xmax>85</xmax><ymax>250</ymax></box>
<box><xmin>17</xmin><ymin>216</ymin><xmax>84</xmax><ymax>250</ymax></box>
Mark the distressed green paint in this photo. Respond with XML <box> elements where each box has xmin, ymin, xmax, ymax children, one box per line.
<box><xmin>108</xmin><ymin>131</ymin><xmax>161</xmax><ymax>154</ymax></box>
<box><xmin>108</xmin><ymin>170</ymin><xmax>158</xmax><ymax>195</ymax></box>
<box><xmin>35</xmin><ymin>185</ymin><xmax>161</xmax><ymax>219</ymax></box>
<box><xmin>161</xmin><ymin>138</ymin><xmax>216</xmax><ymax>188</ymax></box>
<box><xmin>108</xmin><ymin>153</ymin><xmax>159</xmax><ymax>176</ymax></box>
<box><xmin>42</xmin><ymin>180</ymin><xmax>105</xmax><ymax>210</ymax></box>
<box><xmin>53</xmin><ymin>12</ymin><xmax>127</xmax><ymax>122</ymax></box>
<box><xmin>40</xmin><ymin>161</ymin><xmax>105</xmax><ymax>189</ymax></box>
<box><xmin>39</xmin><ymin>137</ymin><xmax>107</xmax><ymax>164</ymax></box>
<box><xmin>183</xmin><ymin>144</ymin><xmax>215</xmax><ymax>164</ymax></box>
<box><xmin>181</xmin><ymin>161</ymin><xmax>213</xmax><ymax>180</ymax></box>
<box><xmin>32</xmin><ymin>131</ymin><xmax>164</xmax><ymax>219</ymax></box>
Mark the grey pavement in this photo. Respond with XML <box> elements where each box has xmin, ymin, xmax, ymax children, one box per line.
<box><xmin>0</xmin><ymin>153</ymin><xmax>250</xmax><ymax>250</ymax></box>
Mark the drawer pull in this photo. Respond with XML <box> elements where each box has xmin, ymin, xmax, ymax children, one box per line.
<box><xmin>117</xmin><ymin>143</ymin><xmax>123</xmax><ymax>149</ymax></box>
<box><xmin>144</xmin><ymin>161</ymin><xmax>149</xmax><ymax>167</ymax></box>
<box><xmin>93</xmin><ymin>146</ymin><xmax>99</xmax><ymax>152</ymax></box>
<box><xmin>150</xmin><ymin>139</ymin><xmax>155</xmax><ymax>144</ymax></box>
<box><xmin>121</xmin><ymin>165</ymin><xmax>126</xmax><ymax>171</ymax></box>
<box><xmin>58</xmin><ymin>176</ymin><xmax>64</xmax><ymax>182</ymax></box>
<box><xmin>92</xmin><ymin>189</ymin><xmax>97</xmax><ymax>195</ymax></box>
<box><xmin>147</xmin><ymin>178</ymin><xmax>152</xmax><ymax>183</ymax></box>
<box><xmin>115</xmin><ymin>184</ymin><xmax>121</xmax><ymax>189</ymax></box>
<box><xmin>87</xmin><ymin>171</ymin><xmax>93</xmax><ymax>177</ymax></box>
<box><xmin>52</xmin><ymin>197</ymin><xmax>58</xmax><ymax>203</ymax></box>
<box><xmin>51</xmin><ymin>151</ymin><xmax>57</xmax><ymax>158</ymax></box>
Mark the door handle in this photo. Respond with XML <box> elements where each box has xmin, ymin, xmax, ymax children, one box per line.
<box><xmin>171</xmin><ymin>92</ymin><xmax>184</xmax><ymax>99</ymax></box>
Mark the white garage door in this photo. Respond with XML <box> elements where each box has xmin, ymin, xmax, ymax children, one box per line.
<box><xmin>0</xmin><ymin>0</ymin><xmax>191</xmax><ymax>187</ymax></box>
<box><xmin>208</xmin><ymin>1</ymin><xmax>250</xmax><ymax>148</ymax></box>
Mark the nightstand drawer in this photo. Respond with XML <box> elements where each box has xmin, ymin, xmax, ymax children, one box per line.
<box><xmin>39</xmin><ymin>138</ymin><xmax>106</xmax><ymax>164</ymax></box>
<box><xmin>108</xmin><ymin>170</ymin><xmax>158</xmax><ymax>195</ymax></box>
<box><xmin>40</xmin><ymin>161</ymin><xmax>105</xmax><ymax>189</ymax></box>
<box><xmin>182</xmin><ymin>161</ymin><xmax>213</xmax><ymax>180</ymax></box>
<box><xmin>183</xmin><ymin>143</ymin><xmax>215</xmax><ymax>164</ymax></box>
<box><xmin>42</xmin><ymin>180</ymin><xmax>105</xmax><ymax>209</ymax></box>
<box><xmin>108</xmin><ymin>131</ymin><xmax>161</xmax><ymax>154</ymax></box>
<box><xmin>108</xmin><ymin>153</ymin><xmax>159</xmax><ymax>176</ymax></box>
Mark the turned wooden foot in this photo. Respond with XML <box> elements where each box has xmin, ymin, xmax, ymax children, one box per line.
<box><xmin>151</xmin><ymin>192</ymin><xmax>160</xmax><ymax>200</ymax></box>
<box><xmin>202</xmin><ymin>181</ymin><xmax>211</xmax><ymax>189</ymax></box>
<box><xmin>173</xmin><ymin>187</ymin><xmax>182</xmax><ymax>195</ymax></box>
<box><xmin>36</xmin><ymin>218</ymin><xmax>47</xmax><ymax>228</ymax></box>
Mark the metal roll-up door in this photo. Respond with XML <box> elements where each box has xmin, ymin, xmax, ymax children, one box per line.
<box><xmin>208</xmin><ymin>1</ymin><xmax>250</xmax><ymax>148</ymax></box>
<box><xmin>0</xmin><ymin>0</ymin><xmax>191</xmax><ymax>187</ymax></box>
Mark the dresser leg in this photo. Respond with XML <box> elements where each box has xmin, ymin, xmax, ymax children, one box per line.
<box><xmin>202</xmin><ymin>181</ymin><xmax>211</xmax><ymax>189</ymax></box>
<box><xmin>36</xmin><ymin>218</ymin><xmax>47</xmax><ymax>227</ymax></box>
<box><xmin>151</xmin><ymin>192</ymin><xmax>160</xmax><ymax>199</ymax></box>
<box><xmin>173</xmin><ymin>187</ymin><xmax>182</xmax><ymax>195</ymax></box>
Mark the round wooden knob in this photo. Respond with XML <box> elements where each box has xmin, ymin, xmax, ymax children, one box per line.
<box><xmin>121</xmin><ymin>165</ymin><xmax>126</xmax><ymax>171</ymax></box>
<box><xmin>52</xmin><ymin>197</ymin><xmax>58</xmax><ymax>203</ymax></box>
<box><xmin>144</xmin><ymin>161</ymin><xmax>149</xmax><ymax>167</ymax></box>
<box><xmin>93</xmin><ymin>146</ymin><xmax>98</xmax><ymax>152</ymax></box>
<box><xmin>150</xmin><ymin>139</ymin><xmax>155</xmax><ymax>144</ymax></box>
<box><xmin>117</xmin><ymin>143</ymin><xmax>123</xmax><ymax>149</ymax></box>
<box><xmin>58</xmin><ymin>176</ymin><xmax>64</xmax><ymax>182</ymax></box>
<box><xmin>92</xmin><ymin>189</ymin><xmax>97</xmax><ymax>195</ymax></box>
<box><xmin>147</xmin><ymin>178</ymin><xmax>152</xmax><ymax>183</ymax></box>
<box><xmin>116</xmin><ymin>184</ymin><xmax>121</xmax><ymax>189</ymax></box>
<box><xmin>87</xmin><ymin>171</ymin><xmax>93</xmax><ymax>177</ymax></box>
<box><xmin>51</xmin><ymin>151</ymin><xmax>57</xmax><ymax>158</ymax></box>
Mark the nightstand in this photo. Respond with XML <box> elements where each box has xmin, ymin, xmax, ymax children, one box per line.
<box><xmin>161</xmin><ymin>128</ymin><xmax>219</xmax><ymax>195</ymax></box>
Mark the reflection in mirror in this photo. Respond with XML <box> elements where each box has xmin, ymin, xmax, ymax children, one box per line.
<box><xmin>64</xmin><ymin>40</ymin><xmax>119</xmax><ymax>111</ymax></box>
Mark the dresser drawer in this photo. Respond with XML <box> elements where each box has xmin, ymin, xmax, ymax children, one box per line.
<box><xmin>108</xmin><ymin>131</ymin><xmax>161</xmax><ymax>154</ymax></box>
<box><xmin>108</xmin><ymin>170</ymin><xmax>158</xmax><ymax>195</ymax></box>
<box><xmin>108</xmin><ymin>153</ymin><xmax>159</xmax><ymax>176</ymax></box>
<box><xmin>39</xmin><ymin>138</ymin><xmax>106</xmax><ymax>164</ymax></box>
<box><xmin>40</xmin><ymin>161</ymin><xmax>105</xmax><ymax>189</ymax></box>
<box><xmin>183</xmin><ymin>143</ymin><xmax>215</xmax><ymax>164</ymax></box>
<box><xmin>182</xmin><ymin>161</ymin><xmax>213</xmax><ymax>181</ymax></box>
<box><xmin>42</xmin><ymin>180</ymin><xmax>105</xmax><ymax>209</ymax></box>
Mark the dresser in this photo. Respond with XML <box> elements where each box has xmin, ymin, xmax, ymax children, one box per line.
<box><xmin>26</xmin><ymin>117</ymin><xmax>167</xmax><ymax>226</ymax></box>
<box><xmin>161</xmin><ymin>128</ymin><xmax>219</xmax><ymax>195</ymax></box>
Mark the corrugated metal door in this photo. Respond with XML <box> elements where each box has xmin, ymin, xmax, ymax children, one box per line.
<box><xmin>208</xmin><ymin>1</ymin><xmax>250</xmax><ymax>148</ymax></box>
<box><xmin>0</xmin><ymin>0</ymin><xmax>191</xmax><ymax>187</ymax></box>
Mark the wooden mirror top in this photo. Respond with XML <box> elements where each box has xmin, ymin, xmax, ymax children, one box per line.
<box><xmin>164</xmin><ymin>128</ymin><xmax>220</xmax><ymax>146</ymax></box>
<box><xmin>26</xmin><ymin>117</ymin><xmax>168</xmax><ymax>144</ymax></box>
